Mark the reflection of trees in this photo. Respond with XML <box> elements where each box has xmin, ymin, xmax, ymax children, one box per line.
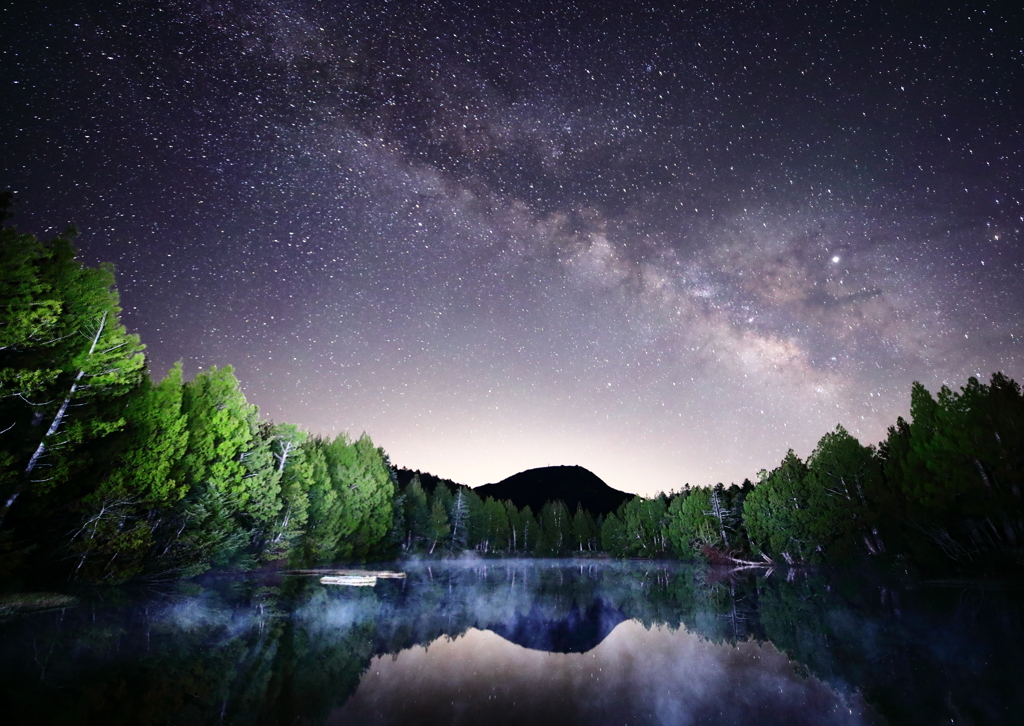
<box><xmin>2</xmin><ymin>563</ymin><xmax>1023</xmax><ymax>725</ymax></box>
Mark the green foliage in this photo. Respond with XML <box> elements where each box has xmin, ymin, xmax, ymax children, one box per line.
<box><xmin>260</xmin><ymin>423</ymin><xmax>311</xmax><ymax>561</ymax></box>
<box><xmin>178</xmin><ymin>366</ymin><xmax>255</xmax><ymax>504</ymax></box>
<box><xmin>398</xmin><ymin>474</ymin><xmax>431</xmax><ymax>552</ymax></box>
<box><xmin>804</xmin><ymin>424</ymin><xmax>886</xmax><ymax>561</ymax></box>
<box><xmin>618</xmin><ymin>495</ymin><xmax>669</xmax><ymax>557</ymax></box>
<box><xmin>903</xmin><ymin>376</ymin><xmax>1024</xmax><ymax>510</ymax></box>
<box><xmin>477</xmin><ymin>497</ymin><xmax>510</xmax><ymax>553</ymax></box>
<box><xmin>600</xmin><ymin>511</ymin><xmax>628</xmax><ymax>556</ymax></box>
<box><xmin>297</xmin><ymin>438</ymin><xmax>341</xmax><ymax>563</ymax></box>
<box><xmin>99</xmin><ymin>363</ymin><xmax>190</xmax><ymax>507</ymax></box>
<box><xmin>344</xmin><ymin>434</ymin><xmax>395</xmax><ymax>559</ymax></box>
<box><xmin>294</xmin><ymin>432</ymin><xmax>394</xmax><ymax>563</ymax></box>
<box><xmin>1</xmin><ymin>205</ymin><xmax>413</xmax><ymax>581</ymax></box>
<box><xmin>743</xmin><ymin>450</ymin><xmax>814</xmax><ymax>563</ymax></box>
<box><xmin>0</xmin><ymin>221</ymin><xmax>61</xmax><ymax>385</ymax></box>
<box><xmin>67</xmin><ymin>365</ymin><xmax>190</xmax><ymax>582</ymax></box>
<box><xmin>0</xmin><ymin>225</ymin><xmax>145</xmax><ymax>524</ymax></box>
<box><xmin>0</xmin><ymin>217</ymin><xmax>147</xmax><ymax>582</ymax></box>
<box><xmin>882</xmin><ymin>374</ymin><xmax>1024</xmax><ymax>567</ymax></box>
<box><xmin>666</xmin><ymin>488</ymin><xmax>718</xmax><ymax>559</ymax></box>
<box><xmin>446</xmin><ymin>487</ymin><xmax>469</xmax><ymax>551</ymax></box>
<box><xmin>537</xmin><ymin>500</ymin><xmax>571</xmax><ymax>555</ymax></box>
<box><xmin>168</xmin><ymin>366</ymin><xmax>257</xmax><ymax>572</ymax></box>
<box><xmin>158</xmin><ymin>486</ymin><xmax>252</xmax><ymax>577</ymax></box>
<box><xmin>514</xmin><ymin>504</ymin><xmax>539</xmax><ymax>554</ymax></box>
<box><xmin>239</xmin><ymin>421</ymin><xmax>285</xmax><ymax>548</ymax></box>
<box><xmin>463</xmin><ymin>486</ymin><xmax>487</xmax><ymax>550</ymax></box>
<box><xmin>428</xmin><ymin>499</ymin><xmax>450</xmax><ymax>553</ymax></box>
<box><xmin>570</xmin><ymin>504</ymin><xmax>598</xmax><ymax>551</ymax></box>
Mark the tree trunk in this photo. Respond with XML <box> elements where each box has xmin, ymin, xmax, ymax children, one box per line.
<box><xmin>0</xmin><ymin>314</ymin><xmax>107</xmax><ymax>530</ymax></box>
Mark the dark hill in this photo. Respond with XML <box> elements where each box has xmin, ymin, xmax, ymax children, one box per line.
<box><xmin>489</xmin><ymin>597</ymin><xmax>626</xmax><ymax>653</ymax></box>
<box><xmin>394</xmin><ymin>468</ymin><xmax>461</xmax><ymax>496</ymax></box>
<box><xmin>474</xmin><ymin>465</ymin><xmax>632</xmax><ymax>517</ymax></box>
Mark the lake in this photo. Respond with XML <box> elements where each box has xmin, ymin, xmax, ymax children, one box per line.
<box><xmin>1</xmin><ymin>559</ymin><xmax>1022</xmax><ymax>725</ymax></box>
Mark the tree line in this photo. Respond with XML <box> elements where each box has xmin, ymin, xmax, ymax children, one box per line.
<box><xmin>3</xmin><ymin>200</ymin><xmax>1023</xmax><ymax>581</ymax></box>
<box><xmin>0</xmin><ymin>202</ymin><xmax>394</xmax><ymax>582</ymax></box>
<box><xmin>389</xmin><ymin>377</ymin><xmax>1024</xmax><ymax>573</ymax></box>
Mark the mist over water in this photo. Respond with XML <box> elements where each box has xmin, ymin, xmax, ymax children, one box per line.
<box><xmin>1</xmin><ymin>560</ymin><xmax>1021</xmax><ymax>725</ymax></box>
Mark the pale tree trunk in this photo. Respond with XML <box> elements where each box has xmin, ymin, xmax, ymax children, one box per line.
<box><xmin>708</xmin><ymin>490</ymin><xmax>730</xmax><ymax>547</ymax></box>
<box><xmin>272</xmin><ymin>509</ymin><xmax>291</xmax><ymax>543</ymax></box>
<box><xmin>872</xmin><ymin>526</ymin><xmax>886</xmax><ymax>553</ymax></box>
<box><xmin>0</xmin><ymin>313</ymin><xmax>106</xmax><ymax>530</ymax></box>
<box><xmin>863</xmin><ymin>535</ymin><xmax>878</xmax><ymax>556</ymax></box>
<box><xmin>274</xmin><ymin>440</ymin><xmax>294</xmax><ymax>471</ymax></box>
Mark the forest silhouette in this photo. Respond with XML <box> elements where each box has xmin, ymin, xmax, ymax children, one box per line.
<box><xmin>3</xmin><ymin>198</ymin><xmax>1023</xmax><ymax>584</ymax></box>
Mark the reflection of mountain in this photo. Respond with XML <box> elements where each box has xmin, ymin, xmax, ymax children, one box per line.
<box><xmin>487</xmin><ymin>597</ymin><xmax>627</xmax><ymax>653</ymax></box>
<box><xmin>6</xmin><ymin>563</ymin><xmax>1024</xmax><ymax>726</ymax></box>
<box><xmin>475</xmin><ymin>465</ymin><xmax>633</xmax><ymax>516</ymax></box>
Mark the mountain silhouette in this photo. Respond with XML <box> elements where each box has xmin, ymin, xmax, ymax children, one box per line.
<box><xmin>488</xmin><ymin>597</ymin><xmax>627</xmax><ymax>653</ymax></box>
<box><xmin>474</xmin><ymin>465</ymin><xmax>632</xmax><ymax>516</ymax></box>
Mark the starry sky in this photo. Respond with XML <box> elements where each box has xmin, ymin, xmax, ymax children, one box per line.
<box><xmin>2</xmin><ymin>0</ymin><xmax>1021</xmax><ymax>495</ymax></box>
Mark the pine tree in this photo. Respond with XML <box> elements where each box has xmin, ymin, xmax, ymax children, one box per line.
<box><xmin>259</xmin><ymin>423</ymin><xmax>311</xmax><ymax>561</ymax></box>
<box><xmin>503</xmin><ymin>499</ymin><xmax>522</xmax><ymax>553</ymax></box>
<box><xmin>240</xmin><ymin>421</ymin><xmax>284</xmax><ymax>556</ymax></box>
<box><xmin>538</xmin><ymin>500</ymin><xmax>570</xmax><ymax>555</ymax></box>
<box><xmin>297</xmin><ymin>438</ymin><xmax>341</xmax><ymax>564</ymax></box>
<box><xmin>600</xmin><ymin>510</ymin><xmax>628</xmax><ymax>556</ymax></box>
<box><xmin>619</xmin><ymin>496</ymin><xmax>668</xmax><ymax>557</ymax></box>
<box><xmin>399</xmin><ymin>474</ymin><xmax>431</xmax><ymax>552</ymax></box>
<box><xmin>1</xmin><ymin>228</ymin><xmax>145</xmax><ymax>528</ymax></box>
<box><xmin>804</xmin><ymin>424</ymin><xmax>886</xmax><ymax>560</ymax></box>
<box><xmin>448</xmin><ymin>487</ymin><xmax>469</xmax><ymax>551</ymax></box>
<box><xmin>518</xmin><ymin>505</ymin><xmax>539</xmax><ymax>554</ymax></box>
<box><xmin>167</xmin><ymin>365</ymin><xmax>256</xmax><ymax>571</ymax></box>
<box><xmin>428</xmin><ymin>499</ymin><xmax>450</xmax><ymax>554</ymax></box>
<box><xmin>463</xmin><ymin>487</ymin><xmax>486</xmax><ymax>550</ymax></box>
<box><xmin>348</xmin><ymin>434</ymin><xmax>395</xmax><ymax>559</ymax></box>
<box><xmin>68</xmin><ymin>364</ymin><xmax>190</xmax><ymax>582</ymax></box>
<box><xmin>311</xmin><ymin>432</ymin><xmax>395</xmax><ymax>560</ymax></box>
<box><xmin>571</xmin><ymin>504</ymin><xmax>597</xmax><ymax>551</ymax></box>
<box><xmin>743</xmin><ymin>450</ymin><xmax>812</xmax><ymax>564</ymax></box>
<box><xmin>482</xmin><ymin>497</ymin><xmax>510</xmax><ymax>554</ymax></box>
<box><xmin>666</xmin><ymin>487</ymin><xmax>718</xmax><ymax>559</ymax></box>
<box><xmin>884</xmin><ymin>374</ymin><xmax>1024</xmax><ymax>565</ymax></box>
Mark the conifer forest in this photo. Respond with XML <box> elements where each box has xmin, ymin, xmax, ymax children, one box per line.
<box><xmin>3</xmin><ymin>200</ymin><xmax>1022</xmax><ymax>584</ymax></box>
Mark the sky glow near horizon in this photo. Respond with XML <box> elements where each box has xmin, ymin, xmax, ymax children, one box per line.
<box><xmin>2</xmin><ymin>1</ymin><xmax>1022</xmax><ymax>495</ymax></box>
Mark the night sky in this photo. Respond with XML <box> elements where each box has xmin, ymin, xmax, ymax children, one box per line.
<box><xmin>2</xmin><ymin>1</ymin><xmax>1021</xmax><ymax>495</ymax></box>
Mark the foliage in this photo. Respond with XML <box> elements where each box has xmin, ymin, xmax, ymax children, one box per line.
<box><xmin>881</xmin><ymin>374</ymin><xmax>1024</xmax><ymax>568</ymax></box>
<box><xmin>743</xmin><ymin>450</ymin><xmax>813</xmax><ymax>563</ymax></box>
<box><xmin>6</xmin><ymin>201</ymin><xmax>1024</xmax><ymax>580</ymax></box>
<box><xmin>666</xmin><ymin>488</ymin><xmax>719</xmax><ymax>559</ymax></box>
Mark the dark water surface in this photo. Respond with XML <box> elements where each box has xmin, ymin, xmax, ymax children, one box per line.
<box><xmin>1</xmin><ymin>560</ymin><xmax>1022</xmax><ymax>725</ymax></box>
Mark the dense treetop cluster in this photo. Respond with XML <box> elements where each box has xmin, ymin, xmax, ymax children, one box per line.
<box><xmin>2</xmin><ymin>203</ymin><xmax>1022</xmax><ymax>582</ymax></box>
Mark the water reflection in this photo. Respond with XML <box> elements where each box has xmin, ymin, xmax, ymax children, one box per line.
<box><xmin>336</xmin><ymin>622</ymin><xmax>869</xmax><ymax>726</ymax></box>
<box><xmin>1</xmin><ymin>560</ymin><xmax>1021</xmax><ymax>725</ymax></box>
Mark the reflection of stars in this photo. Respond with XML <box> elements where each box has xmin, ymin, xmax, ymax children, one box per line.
<box><xmin>2</xmin><ymin>0</ymin><xmax>1022</xmax><ymax>493</ymax></box>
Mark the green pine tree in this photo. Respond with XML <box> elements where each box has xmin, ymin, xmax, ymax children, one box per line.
<box><xmin>1</xmin><ymin>228</ymin><xmax>145</xmax><ymax>528</ymax></box>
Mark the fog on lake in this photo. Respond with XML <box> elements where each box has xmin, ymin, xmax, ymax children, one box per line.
<box><xmin>1</xmin><ymin>559</ymin><xmax>1021</xmax><ymax>725</ymax></box>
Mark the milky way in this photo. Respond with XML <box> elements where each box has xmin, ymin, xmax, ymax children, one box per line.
<box><xmin>2</xmin><ymin>1</ymin><xmax>1021</xmax><ymax>494</ymax></box>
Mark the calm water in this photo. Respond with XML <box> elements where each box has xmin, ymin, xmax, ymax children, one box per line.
<box><xmin>1</xmin><ymin>559</ymin><xmax>1022</xmax><ymax>725</ymax></box>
